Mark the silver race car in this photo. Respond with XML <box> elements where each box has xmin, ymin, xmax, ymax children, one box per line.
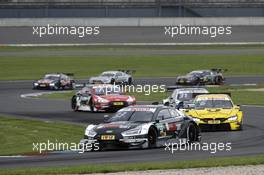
<box><xmin>163</xmin><ymin>88</ymin><xmax>209</xmax><ymax>109</ymax></box>
<box><xmin>89</xmin><ymin>70</ymin><xmax>134</xmax><ymax>85</ymax></box>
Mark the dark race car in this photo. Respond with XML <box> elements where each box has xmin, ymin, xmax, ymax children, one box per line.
<box><xmin>176</xmin><ymin>69</ymin><xmax>226</xmax><ymax>85</ymax></box>
<box><xmin>71</xmin><ymin>84</ymin><xmax>136</xmax><ymax>112</ymax></box>
<box><xmin>33</xmin><ymin>73</ymin><xmax>75</xmax><ymax>90</ymax></box>
<box><xmin>79</xmin><ymin>105</ymin><xmax>201</xmax><ymax>150</ymax></box>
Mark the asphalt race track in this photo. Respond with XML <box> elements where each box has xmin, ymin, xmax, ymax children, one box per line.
<box><xmin>0</xmin><ymin>77</ymin><xmax>264</xmax><ymax>168</ymax></box>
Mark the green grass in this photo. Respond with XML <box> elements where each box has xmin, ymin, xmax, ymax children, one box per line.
<box><xmin>1</xmin><ymin>155</ymin><xmax>264</xmax><ymax>175</ymax></box>
<box><xmin>0</xmin><ymin>46</ymin><xmax>264</xmax><ymax>80</ymax></box>
<box><xmin>208</xmin><ymin>85</ymin><xmax>264</xmax><ymax>106</ymax></box>
<box><xmin>0</xmin><ymin>116</ymin><xmax>85</xmax><ymax>155</ymax></box>
<box><xmin>38</xmin><ymin>85</ymin><xmax>264</xmax><ymax>106</ymax></box>
<box><xmin>0</xmin><ymin>44</ymin><xmax>263</xmax><ymax>52</ymax></box>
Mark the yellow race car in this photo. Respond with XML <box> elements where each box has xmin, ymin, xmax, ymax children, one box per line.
<box><xmin>185</xmin><ymin>94</ymin><xmax>243</xmax><ymax>131</ymax></box>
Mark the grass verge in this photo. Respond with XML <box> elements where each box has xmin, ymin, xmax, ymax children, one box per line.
<box><xmin>0</xmin><ymin>44</ymin><xmax>263</xmax><ymax>52</ymax></box>
<box><xmin>1</xmin><ymin>155</ymin><xmax>264</xmax><ymax>175</ymax></box>
<box><xmin>0</xmin><ymin>115</ymin><xmax>84</xmax><ymax>155</ymax></box>
<box><xmin>0</xmin><ymin>46</ymin><xmax>264</xmax><ymax>80</ymax></box>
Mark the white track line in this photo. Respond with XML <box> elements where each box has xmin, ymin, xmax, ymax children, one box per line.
<box><xmin>20</xmin><ymin>91</ymin><xmax>71</xmax><ymax>99</ymax></box>
<box><xmin>0</xmin><ymin>155</ymin><xmax>27</xmax><ymax>158</ymax></box>
<box><xmin>242</xmin><ymin>105</ymin><xmax>264</xmax><ymax>108</ymax></box>
<box><xmin>229</xmin><ymin>84</ymin><xmax>257</xmax><ymax>86</ymax></box>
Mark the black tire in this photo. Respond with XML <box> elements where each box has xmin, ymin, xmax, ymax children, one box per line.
<box><xmin>89</xmin><ymin>100</ymin><xmax>95</xmax><ymax>112</ymax></box>
<box><xmin>69</xmin><ymin>80</ymin><xmax>75</xmax><ymax>90</ymax></box>
<box><xmin>52</xmin><ymin>83</ymin><xmax>60</xmax><ymax>90</ymax></box>
<box><xmin>69</xmin><ymin>82</ymin><xmax>75</xmax><ymax>90</ymax></box>
<box><xmin>128</xmin><ymin>77</ymin><xmax>132</xmax><ymax>85</ymax></box>
<box><xmin>110</xmin><ymin>78</ymin><xmax>115</xmax><ymax>84</ymax></box>
<box><xmin>195</xmin><ymin>77</ymin><xmax>201</xmax><ymax>85</ymax></box>
<box><xmin>71</xmin><ymin>95</ymin><xmax>78</xmax><ymax>111</ymax></box>
<box><xmin>238</xmin><ymin>119</ymin><xmax>243</xmax><ymax>131</ymax></box>
<box><xmin>215</xmin><ymin>76</ymin><xmax>223</xmax><ymax>85</ymax></box>
<box><xmin>238</xmin><ymin>124</ymin><xmax>243</xmax><ymax>131</ymax></box>
<box><xmin>164</xmin><ymin>102</ymin><xmax>170</xmax><ymax>106</ymax></box>
<box><xmin>187</xmin><ymin>123</ymin><xmax>198</xmax><ymax>143</ymax></box>
<box><xmin>148</xmin><ymin>127</ymin><xmax>157</xmax><ymax>148</ymax></box>
<box><xmin>177</xmin><ymin>102</ymin><xmax>184</xmax><ymax>110</ymax></box>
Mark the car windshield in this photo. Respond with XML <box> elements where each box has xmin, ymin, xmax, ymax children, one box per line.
<box><xmin>188</xmin><ymin>71</ymin><xmax>202</xmax><ymax>76</ymax></box>
<box><xmin>108</xmin><ymin>111</ymin><xmax>154</xmax><ymax>122</ymax></box>
<box><xmin>44</xmin><ymin>75</ymin><xmax>59</xmax><ymax>80</ymax></box>
<box><xmin>194</xmin><ymin>99</ymin><xmax>233</xmax><ymax>109</ymax></box>
<box><xmin>188</xmin><ymin>71</ymin><xmax>209</xmax><ymax>77</ymax></box>
<box><xmin>177</xmin><ymin>93</ymin><xmax>193</xmax><ymax>101</ymax></box>
<box><xmin>101</xmin><ymin>72</ymin><xmax>115</xmax><ymax>77</ymax></box>
<box><xmin>94</xmin><ymin>87</ymin><xmax>121</xmax><ymax>95</ymax></box>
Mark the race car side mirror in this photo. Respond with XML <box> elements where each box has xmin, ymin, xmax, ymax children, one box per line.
<box><xmin>187</xmin><ymin>104</ymin><xmax>195</xmax><ymax>109</ymax></box>
<box><xmin>164</xmin><ymin>102</ymin><xmax>170</xmax><ymax>106</ymax></box>
<box><xmin>235</xmin><ymin>105</ymin><xmax>240</xmax><ymax>110</ymax></box>
<box><xmin>156</xmin><ymin>116</ymin><xmax>164</xmax><ymax>121</ymax></box>
<box><xmin>104</xmin><ymin>115</ymin><xmax>110</xmax><ymax>122</ymax></box>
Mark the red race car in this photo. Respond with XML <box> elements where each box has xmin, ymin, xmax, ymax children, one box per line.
<box><xmin>71</xmin><ymin>84</ymin><xmax>136</xmax><ymax>112</ymax></box>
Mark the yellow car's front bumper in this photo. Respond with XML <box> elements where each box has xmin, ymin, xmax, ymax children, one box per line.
<box><xmin>195</xmin><ymin>119</ymin><xmax>242</xmax><ymax>131</ymax></box>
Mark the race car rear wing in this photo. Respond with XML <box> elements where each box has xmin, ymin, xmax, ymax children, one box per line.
<box><xmin>211</xmin><ymin>68</ymin><xmax>228</xmax><ymax>73</ymax></box>
<box><xmin>63</xmin><ymin>73</ymin><xmax>74</xmax><ymax>76</ymax></box>
<box><xmin>166</xmin><ymin>85</ymin><xmax>208</xmax><ymax>91</ymax></box>
<box><xmin>118</xmin><ymin>70</ymin><xmax>136</xmax><ymax>75</ymax></box>
<box><xmin>192</xmin><ymin>92</ymin><xmax>232</xmax><ymax>98</ymax></box>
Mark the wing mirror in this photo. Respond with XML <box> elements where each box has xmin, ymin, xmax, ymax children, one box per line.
<box><xmin>235</xmin><ymin>105</ymin><xmax>241</xmax><ymax>110</ymax></box>
<box><xmin>104</xmin><ymin>115</ymin><xmax>110</xmax><ymax>122</ymax></box>
<box><xmin>186</xmin><ymin>103</ymin><xmax>195</xmax><ymax>109</ymax></box>
<box><xmin>164</xmin><ymin>102</ymin><xmax>170</xmax><ymax>106</ymax></box>
<box><xmin>155</xmin><ymin>116</ymin><xmax>165</xmax><ymax>123</ymax></box>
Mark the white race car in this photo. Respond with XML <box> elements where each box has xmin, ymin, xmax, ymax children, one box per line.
<box><xmin>89</xmin><ymin>70</ymin><xmax>134</xmax><ymax>85</ymax></box>
<box><xmin>163</xmin><ymin>88</ymin><xmax>209</xmax><ymax>109</ymax></box>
